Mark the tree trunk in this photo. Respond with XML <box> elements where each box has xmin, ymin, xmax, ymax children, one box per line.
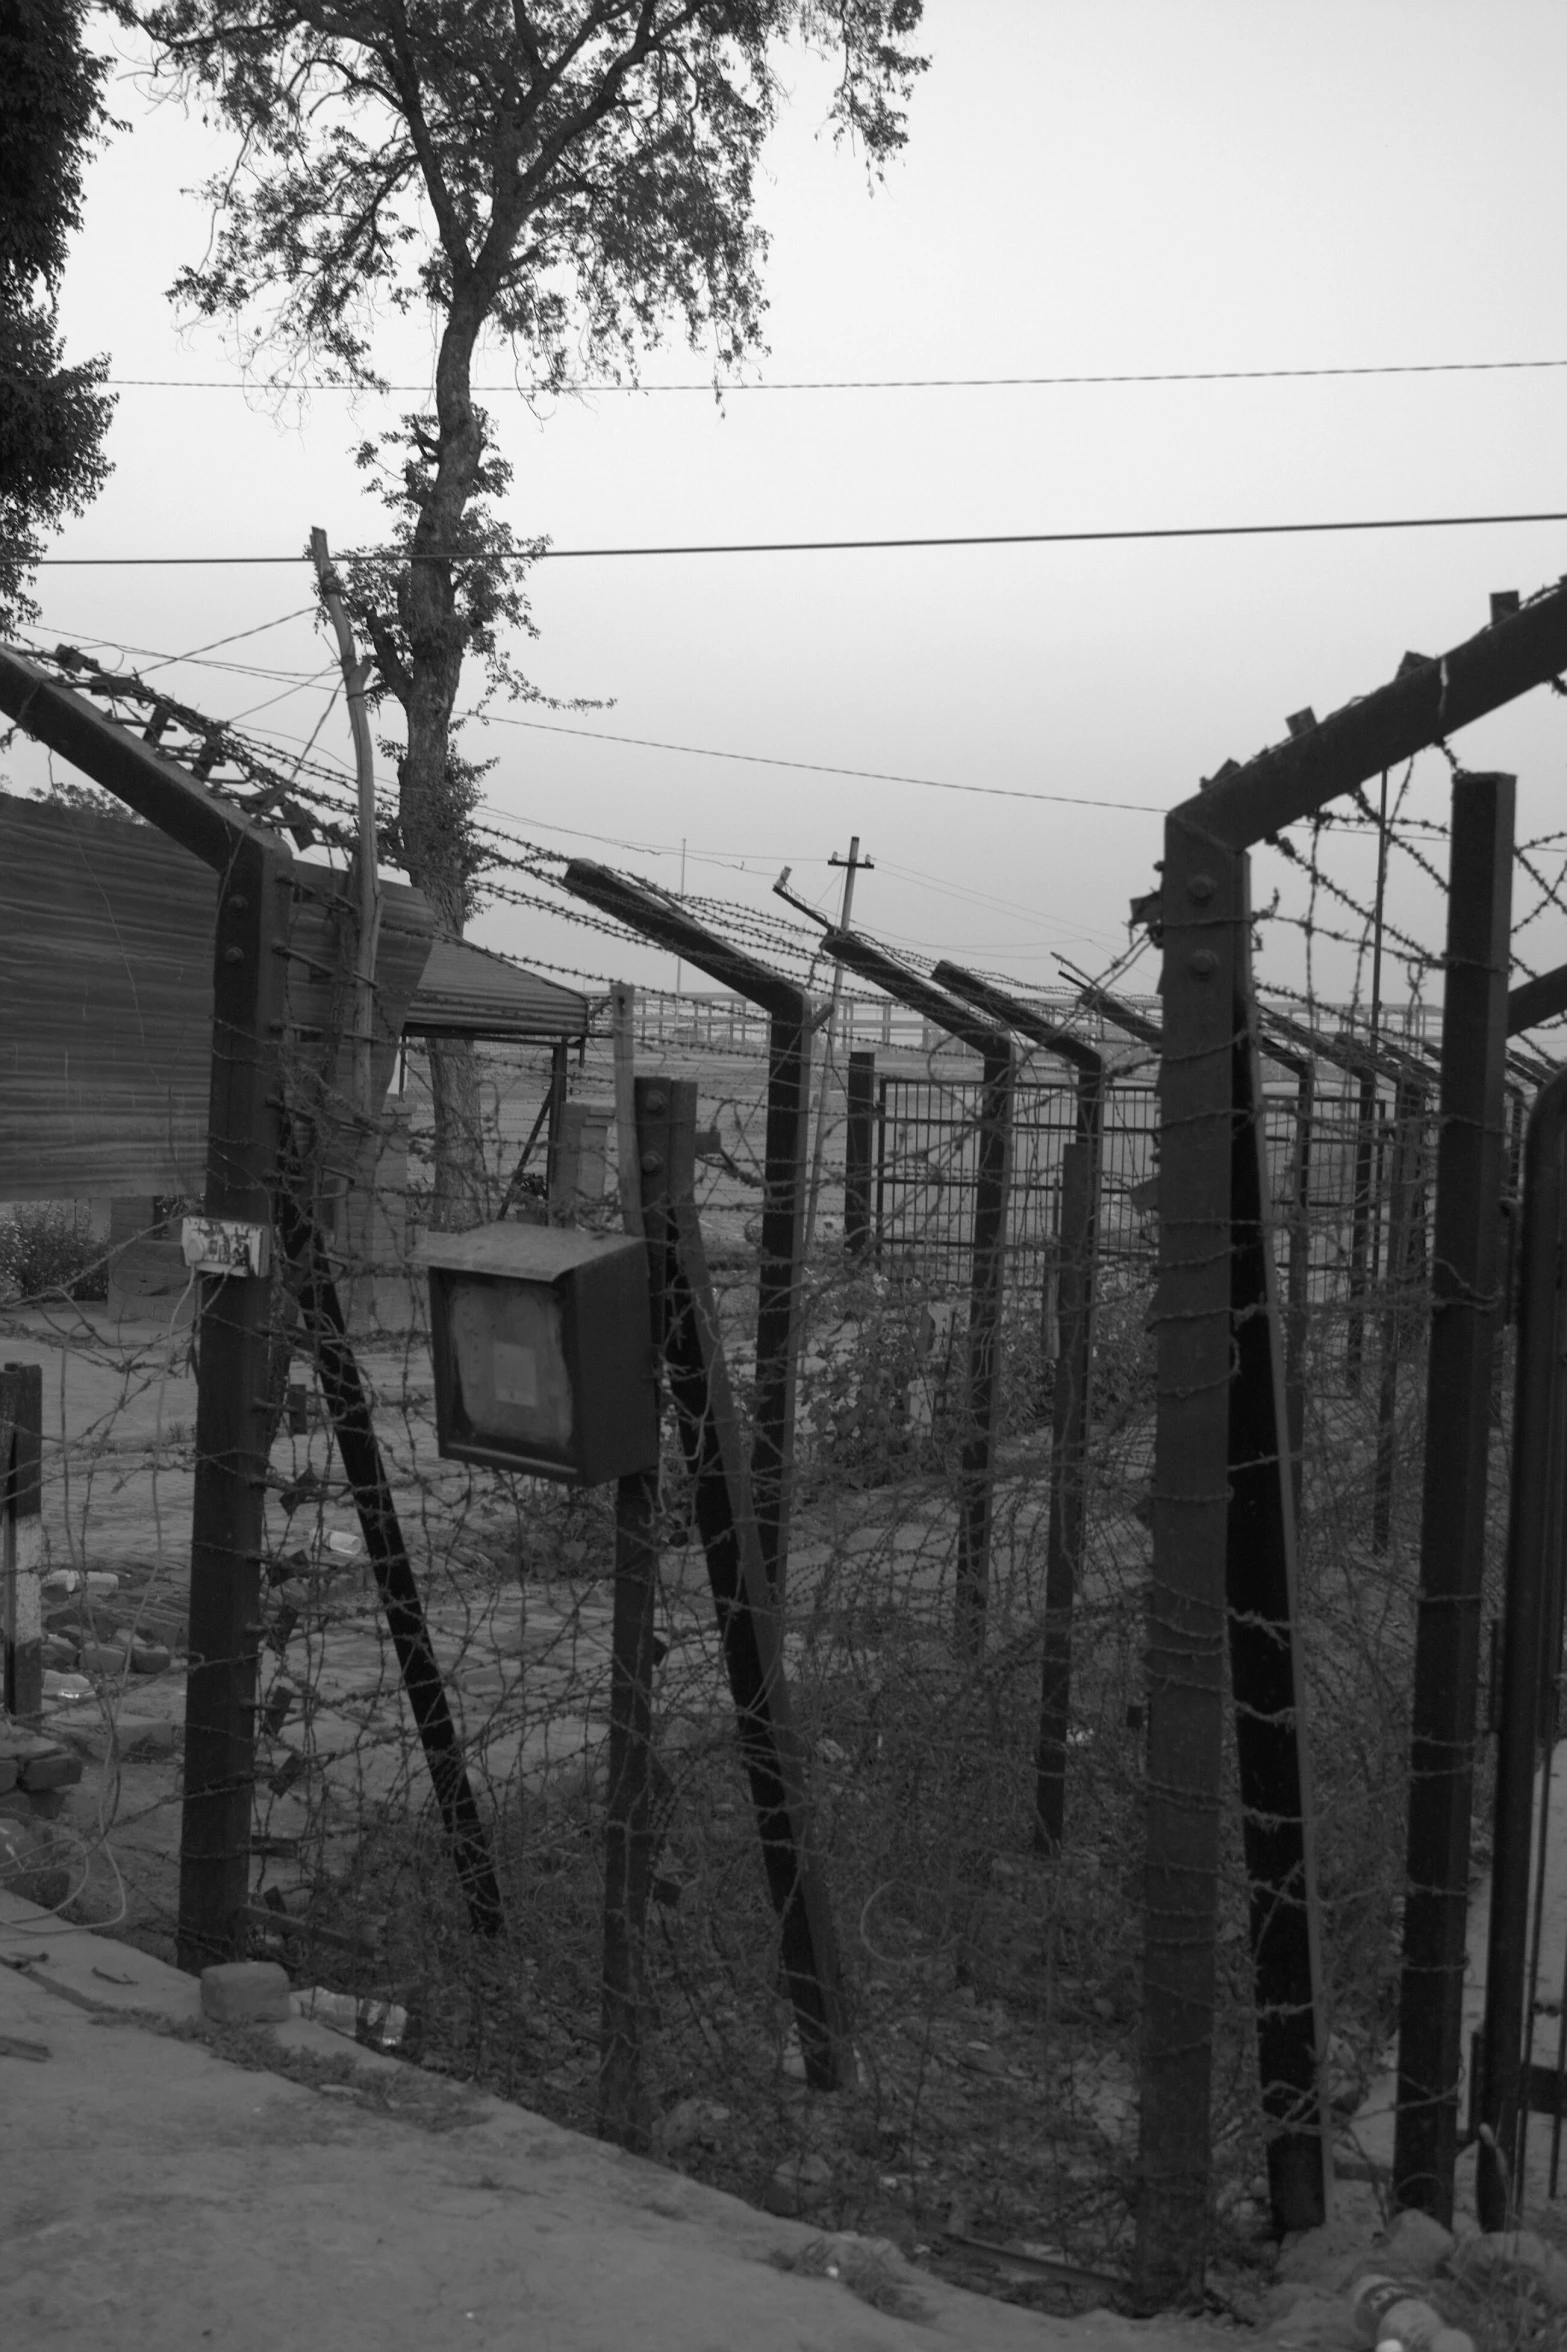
<box><xmin>398</xmin><ymin>297</ymin><xmax>489</xmax><ymax>1231</ymax></box>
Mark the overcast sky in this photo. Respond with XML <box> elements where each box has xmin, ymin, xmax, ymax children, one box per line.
<box><xmin>16</xmin><ymin>0</ymin><xmax>1567</xmax><ymax>1010</ymax></box>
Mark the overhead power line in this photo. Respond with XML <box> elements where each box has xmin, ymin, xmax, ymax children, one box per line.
<box><xmin>102</xmin><ymin>355</ymin><xmax>1567</xmax><ymax>393</ymax></box>
<box><xmin>476</xmin><ymin>712</ymin><xmax>1161</xmax><ymax>813</ymax></box>
<box><xmin>26</xmin><ymin>505</ymin><xmax>1567</xmax><ymax>566</ymax></box>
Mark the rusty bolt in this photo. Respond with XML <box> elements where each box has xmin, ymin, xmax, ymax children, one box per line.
<box><xmin>1188</xmin><ymin>951</ymin><xmax>1219</xmax><ymax>979</ymax></box>
<box><xmin>1187</xmin><ymin>874</ymin><xmax>1215</xmax><ymax>902</ymax></box>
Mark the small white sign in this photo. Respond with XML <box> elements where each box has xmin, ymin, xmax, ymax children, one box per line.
<box><xmin>180</xmin><ymin>1216</ymin><xmax>272</xmax><ymax>1278</ymax></box>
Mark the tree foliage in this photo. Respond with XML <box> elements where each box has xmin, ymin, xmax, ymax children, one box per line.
<box><xmin>0</xmin><ymin>0</ymin><xmax>117</xmax><ymax>634</ymax></box>
<box><xmin>132</xmin><ymin>0</ymin><xmax>925</xmax><ymax>1216</ymax></box>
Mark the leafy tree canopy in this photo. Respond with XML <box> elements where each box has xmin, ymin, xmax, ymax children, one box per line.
<box><xmin>129</xmin><ymin>0</ymin><xmax>925</xmax><ymax>1216</ymax></box>
<box><xmin>0</xmin><ymin>0</ymin><xmax>117</xmax><ymax>633</ymax></box>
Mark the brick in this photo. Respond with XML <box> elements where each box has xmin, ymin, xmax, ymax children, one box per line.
<box><xmin>0</xmin><ymin>1757</ymin><xmax>15</xmax><ymax>1796</ymax></box>
<box><xmin>130</xmin><ymin>1643</ymin><xmax>172</xmax><ymax>1674</ymax></box>
<box><xmin>200</xmin><ymin>1961</ymin><xmax>292</xmax><ymax>2024</ymax></box>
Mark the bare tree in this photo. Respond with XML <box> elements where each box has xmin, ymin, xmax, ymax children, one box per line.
<box><xmin>128</xmin><ymin>0</ymin><xmax>927</xmax><ymax>1221</ymax></box>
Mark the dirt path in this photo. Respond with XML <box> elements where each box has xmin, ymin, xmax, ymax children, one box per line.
<box><xmin>0</xmin><ymin>1890</ymin><xmax>1223</xmax><ymax>2352</ymax></box>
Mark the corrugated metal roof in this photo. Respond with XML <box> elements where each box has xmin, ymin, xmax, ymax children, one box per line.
<box><xmin>403</xmin><ymin>935</ymin><xmax>591</xmax><ymax>1040</ymax></box>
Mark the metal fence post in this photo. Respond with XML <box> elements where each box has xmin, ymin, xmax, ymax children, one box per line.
<box><xmin>1476</xmin><ymin>1066</ymin><xmax>1567</xmax><ymax>2226</ymax></box>
<box><xmin>178</xmin><ymin>839</ymin><xmax>291</xmax><ymax>1969</ymax></box>
<box><xmin>1035</xmin><ymin>1134</ymin><xmax>1093</xmax><ymax>1846</ymax></box>
<box><xmin>1137</xmin><ymin>815</ymin><xmax>1241</xmax><ymax>2306</ymax></box>
<box><xmin>1394</xmin><ymin>769</ymin><xmax>1515</xmax><ymax>2222</ymax></box>
<box><xmin>844</xmin><ymin>1049</ymin><xmax>876</xmax><ymax>1254</ymax></box>
<box><xmin>956</xmin><ymin>1039</ymin><xmax>1014</xmax><ymax>1657</ymax></box>
<box><xmin>1</xmin><ymin>1361</ymin><xmax>43</xmax><ymax>1726</ymax></box>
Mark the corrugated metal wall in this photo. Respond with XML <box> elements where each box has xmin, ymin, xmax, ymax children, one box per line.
<box><xmin>0</xmin><ymin>797</ymin><xmax>434</xmax><ymax>1201</ymax></box>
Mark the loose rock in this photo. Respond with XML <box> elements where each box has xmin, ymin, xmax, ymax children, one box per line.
<box><xmin>200</xmin><ymin>1961</ymin><xmax>292</xmax><ymax>2024</ymax></box>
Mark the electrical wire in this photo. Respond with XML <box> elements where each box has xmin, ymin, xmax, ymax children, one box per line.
<box><xmin>99</xmin><ymin>354</ymin><xmax>1567</xmax><ymax>394</ymax></box>
<box><xmin>466</xmin><ymin>712</ymin><xmax>1163</xmax><ymax>813</ymax></box>
<box><xmin>26</xmin><ymin>504</ymin><xmax>1567</xmax><ymax>565</ymax></box>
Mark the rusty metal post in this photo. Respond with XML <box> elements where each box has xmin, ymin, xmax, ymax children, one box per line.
<box><xmin>1476</xmin><ymin>1067</ymin><xmax>1567</xmax><ymax>2227</ymax></box>
<box><xmin>178</xmin><ymin>839</ymin><xmax>291</xmax><ymax>1970</ymax></box>
<box><xmin>827</xmin><ymin>937</ymin><xmax>1015</xmax><ymax>1656</ymax></box>
<box><xmin>1136</xmin><ymin>816</ymin><xmax>1244</xmax><ymax>2305</ymax></box>
<box><xmin>752</xmin><ymin>1004</ymin><xmax>810</xmax><ymax>1595</ymax></box>
<box><xmin>1137</xmin><ymin>821</ymin><xmax>1329</xmax><ymax>2302</ymax></box>
<box><xmin>844</xmin><ymin>1049</ymin><xmax>876</xmax><ymax>1254</ymax></box>
<box><xmin>600</xmin><ymin>1066</ymin><xmax>658</xmax><ymax>2148</ymax></box>
<box><xmin>1227</xmin><ymin>932</ymin><xmax>1331</xmax><ymax>2238</ymax></box>
<box><xmin>1346</xmin><ymin>1062</ymin><xmax>1378</xmax><ymax>1391</ymax></box>
<box><xmin>1372</xmin><ymin>1076</ymin><xmax>1425</xmax><ymax>1554</ymax></box>
<box><xmin>1035</xmin><ymin>1135</ymin><xmax>1093</xmax><ymax>1846</ymax></box>
<box><xmin>649</xmin><ymin>1077</ymin><xmax>850</xmax><ymax>2086</ymax></box>
<box><xmin>1394</xmin><ymin>770</ymin><xmax>1515</xmax><ymax>2222</ymax></box>
<box><xmin>1285</xmin><ymin>1061</ymin><xmax>1315</xmax><ymax>1511</ymax></box>
<box><xmin>956</xmin><ymin>1040</ymin><xmax>1014</xmax><ymax>1657</ymax></box>
<box><xmin>0</xmin><ymin>1361</ymin><xmax>43</xmax><ymax>1726</ymax></box>
<box><xmin>560</xmin><ymin>862</ymin><xmax>811</xmax><ymax>1600</ymax></box>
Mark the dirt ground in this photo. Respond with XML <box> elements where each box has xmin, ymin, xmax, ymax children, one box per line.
<box><xmin>0</xmin><ymin>1886</ymin><xmax>1227</xmax><ymax>2352</ymax></box>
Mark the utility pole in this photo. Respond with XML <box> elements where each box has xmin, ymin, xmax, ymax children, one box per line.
<box><xmin>310</xmin><ymin>528</ymin><xmax>382</xmax><ymax>1125</ymax></box>
<box><xmin>803</xmin><ymin>838</ymin><xmax>872</xmax><ymax>1255</ymax></box>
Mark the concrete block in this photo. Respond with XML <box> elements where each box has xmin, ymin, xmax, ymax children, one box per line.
<box><xmin>130</xmin><ymin>1642</ymin><xmax>173</xmax><ymax>1674</ymax></box>
<box><xmin>200</xmin><ymin>1961</ymin><xmax>292</xmax><ymax>2025</ymax></box>
<box><xmin>17</xmin><ymin>1750</ymin><xmax>83</xmax><ymax>1793</ymax></box>
<box><xmin>78</xmin><ymin>1640</ymin><xmax>130</xmax><ymax>1677</ymax></box>
<box><xmin>0</xmin><ymin>1757</ymin><xmax>16</xmax><ymax>1795</ymax></box>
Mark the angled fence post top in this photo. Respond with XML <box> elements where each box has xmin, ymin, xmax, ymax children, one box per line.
<box><xmin>563</xmin><ymin>859</ymin><xmax>812</xmax><ymax>1024</ymax></box>
<box><xmin>1507</xmin><ymin>960</ymin><xmax>1567</xmax><ymax>1039</ymax></box>
<box><xmin>930</xmin><ymin>960</ymin><xmax>1103</xmax><ymax>1079</ymax></box>
<box><xmin>1077</xmin><ymin>980</ymin><xmax>1163</xmax><ymax>1051</ymax></box>
<box><xmin>822</xmin><ymin>929</ymin><xmax>1011</xmax><ymax>1059</ymax></box>
<box><xmin>1168</xmin><ymin>572</ymin><xmax>1567</xmax><ymax>852</ymax></box>
<box><xmin>0</xmin><ymin>642</ymin><xmax>288</xmax><ymax>873</ymax></box>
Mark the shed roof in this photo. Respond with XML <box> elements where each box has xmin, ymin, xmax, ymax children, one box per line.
<box><xmin>403</xmin><ymin>935</ymin><xmax>591</xmax><ymax>1041</ymax></box>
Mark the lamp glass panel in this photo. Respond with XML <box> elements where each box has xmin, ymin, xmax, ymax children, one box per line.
<box><xmin>447</xmin><ymin>1277</ymin><xmax>573</xmax><ymax>1457</ymax></box>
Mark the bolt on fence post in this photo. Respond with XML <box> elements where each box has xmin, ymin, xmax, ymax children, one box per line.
<box><xmin>1394</xmin><ymin>769</ymin><xmax>1515</xmax><ymax>2224</ymax></box>
<box><xmin>1</xmin><ymin>1360</ymin><xmax>43</xmax><ymax>1725</ymax></box>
